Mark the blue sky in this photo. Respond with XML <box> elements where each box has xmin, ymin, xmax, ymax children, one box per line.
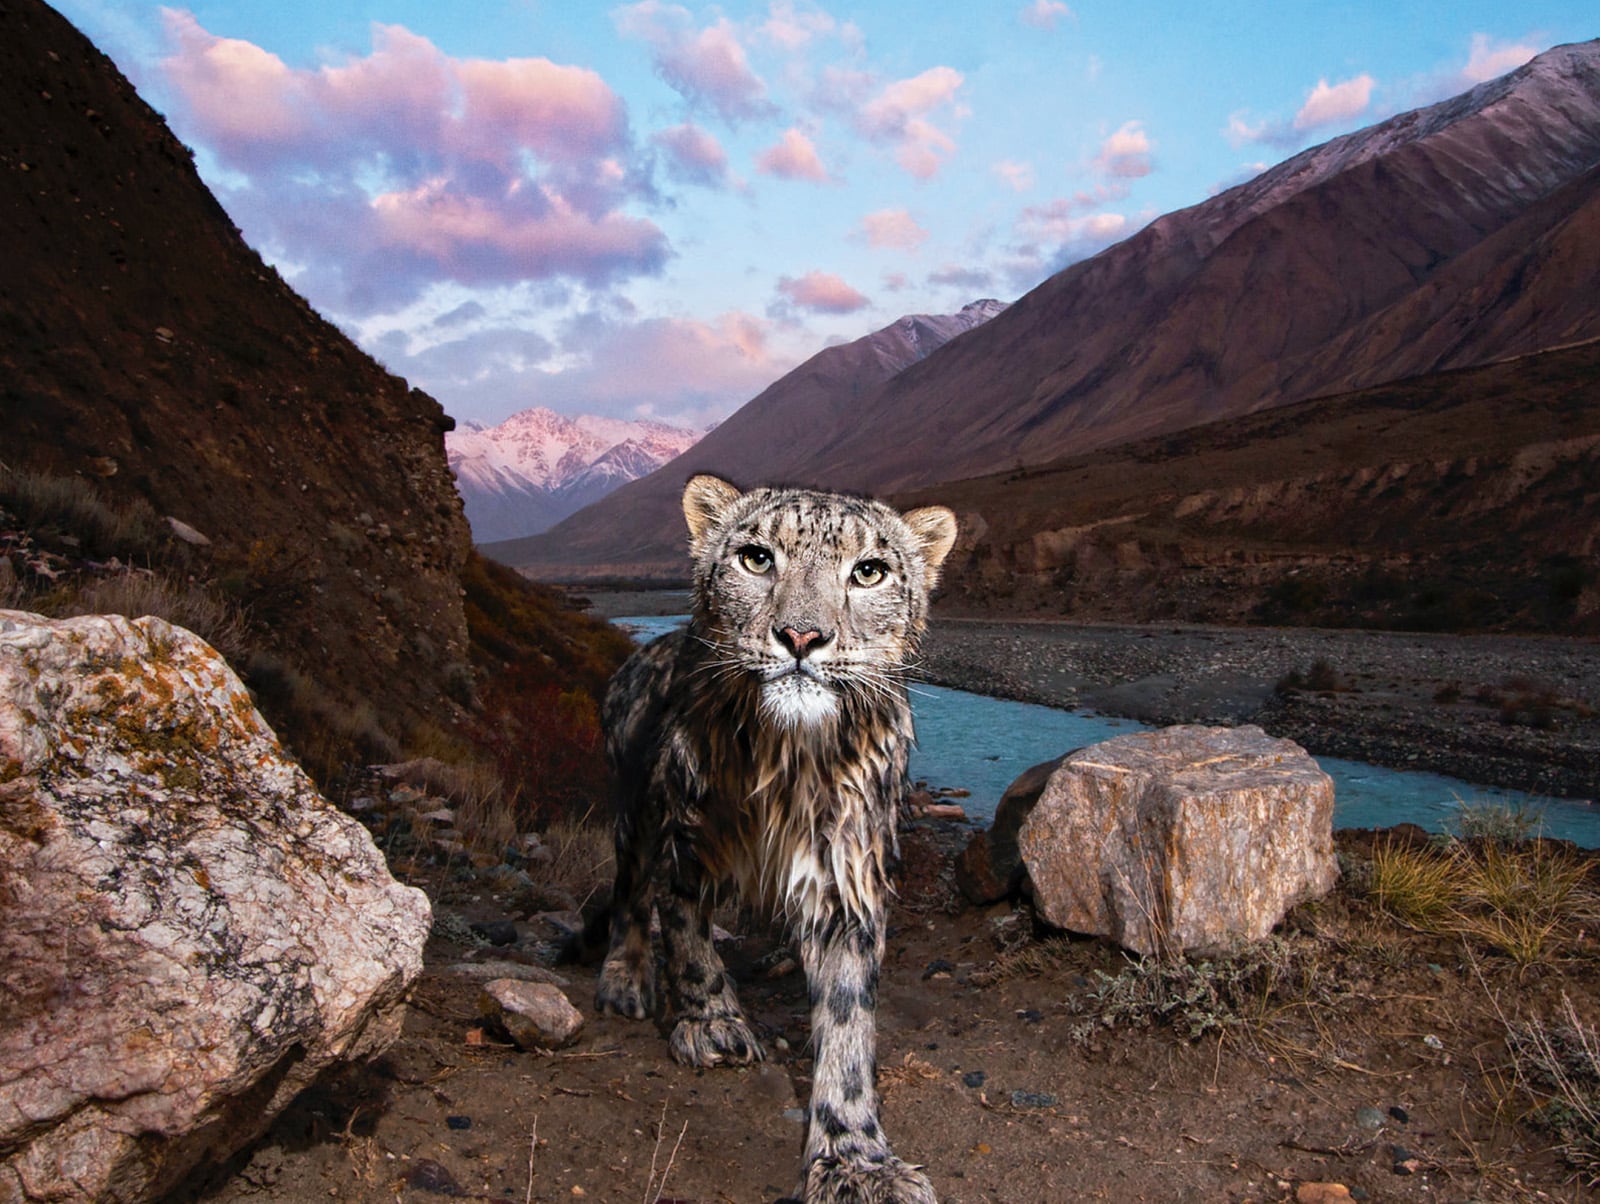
<box><xmin>53</xmin><ymin>1</ymin><xmax>1597</xmax><ymax>430</ymax></box>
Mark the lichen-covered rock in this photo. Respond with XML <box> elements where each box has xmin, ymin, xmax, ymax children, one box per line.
<box><xmin>1017</xmin><ymin>725</ymin><xmax>1338</xmax><ymax>957</ymax></box>
<box><xmin>0</xmin><ymin>610</ymin><xmax>432</xmax><ymax>1203</ymax></box>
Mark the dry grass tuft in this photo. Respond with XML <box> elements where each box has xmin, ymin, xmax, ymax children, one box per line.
<box><xmin>1505</xmin><ymin>994</ymin><xmax>1600</xmax><ymax>1183</ymax></box>
<box><xmin>1359</xmin><ymin>836</ymin><xmax>1598</xmax><ymax>968</ymax></box>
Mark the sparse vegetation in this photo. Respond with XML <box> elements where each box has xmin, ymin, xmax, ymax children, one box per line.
<box><xmin>1506</xmin><ymin>994</ymin><xmax>1600</xmax><ymax>1182</ymax></box>
<box><xmin>1067</xmin><ymin>935</ymin><xmax>1331</xmax><ymax>1043</ymax></box>
<box><xmin>1359</xmin><ymin>833</ymin><xmax>1597</xmax><ymax>968</ymax></box>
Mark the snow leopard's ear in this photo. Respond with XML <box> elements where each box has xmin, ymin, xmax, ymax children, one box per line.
<box><xmin>683</xmin><ymin>474</ymin><xmax>743</xmax><ymax>548</ymax></box>
<box><xmin>901</xmin><ymin>505</ymin><xmax>958</xmax><ymax>581</ymax></box>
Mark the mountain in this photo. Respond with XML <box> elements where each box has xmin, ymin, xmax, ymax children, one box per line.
<box><xmin>486</xmin><ymin>298</ymin><xmax>1008</xmax><ymax>576</ymax></box>
<box><xmin>507</xmin><ymin>41</ymin><xmax>1600</xmax><ymax>582</ymax></box>
<box><xmin>446</xmin><ymin>409</ymin><xmax>704</xmax><ymax>542</ymax></box>
<box><xmin>0</xmin><ymin>0</ymin><xmax>627</xmax><ymax>776</ymax></box>
<box><xmin>896</xmin><ymin>337</ymin><xmax>1600</xmax><ymax>633</ymax></box>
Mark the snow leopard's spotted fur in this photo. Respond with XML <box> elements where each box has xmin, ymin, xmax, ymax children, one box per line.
<box><xmin>597</xmin><ymin>475</ymin><xmax>957</xmax><ymax>1204</ymax></box>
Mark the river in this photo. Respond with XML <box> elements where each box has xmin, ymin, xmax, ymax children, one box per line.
<box><xmin>612</xmin><ymin>615</ymin><xmax>1600</xmax><ymax>846</ymax></box>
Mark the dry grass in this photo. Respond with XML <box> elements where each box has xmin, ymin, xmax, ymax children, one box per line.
<box><xmin>1361</xmin><ymin>836</ymin><xmax>1598</xmax><ymax>968</ymax></box>
<box><xmin>58</xmin><ymin>569</ymin><xmax>252</xmax><ymax>663</ymax></box>
<box><xmin>1503</xmin><ymin>994</ymin><xmax>1600</xmax><ymax>1183</ymax></box>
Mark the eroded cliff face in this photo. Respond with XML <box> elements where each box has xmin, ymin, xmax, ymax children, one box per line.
<box><xmin>908</xmin><ymin>342</ymin><xmax>1600</xmax><ymax>634</ymax></box>
<box><xmin>0</xmin><ymin>1</ymin><xmax>474</xmax><ymax>759</ymax></box>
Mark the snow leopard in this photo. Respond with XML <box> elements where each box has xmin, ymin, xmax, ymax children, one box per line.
<box><xmin>596</xmin><ymin>474</ymin><xmax>957</xmax><ymax>1204</ymax></box>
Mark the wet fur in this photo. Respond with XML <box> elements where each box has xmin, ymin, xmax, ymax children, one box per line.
<box><xmin>596</xmin><ymin>477</ymin><xmax>955</xmax><ymax>1204</ymax></box>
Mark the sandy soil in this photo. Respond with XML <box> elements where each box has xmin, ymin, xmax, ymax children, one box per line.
<box><xmin>170</xmin><ymin>820</ymin><xmax>1600</xmax><ymax>1204</ymax></box>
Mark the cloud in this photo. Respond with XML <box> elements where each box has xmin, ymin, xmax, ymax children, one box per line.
<box><xmin>389</xmin><ymin>307</ymin><xmax>786</xmax><ymax>426</ymax></box>
<box><xmin>1458</xmin><ymin>33</ymin><xmax>1539</xmax><ymax>84</ymax></box>
<box><xmin>1019</xmin><ymin>1</ymin><xmax>1073</xmax><ymax>30</ymax></box>
<box><xmin>761</xmin><ymin>1</ymin><xmax>837</xmax><ymax>50</ymax></box>
<box><xmin>856</xmin><ymin>66</ymin><xmax>966</xmax><ymax>179</ymax></box>
<box><xmin>157</xmin><ymin>12</ymin><xmax>666</xmax><ymax>312</ymax></box>
<box><xmin>1405</xmin><ymin>33</ymin><xmax>1541</xmax><ymax>107</ymax></box>
<box><xmin>859</xmin><ymin>208</ymin><xmax>928</xmax><ymax>250</ymax></box>
<box><xmin>756</xmin><ymin>127</ymin><xmax>832</xmax><ymax>182</ymax></box>
<box><xmin>993</xmin><ymin>159</ymin><xmax>1035</xmax><ymax>192</ymax></box>
<box><xmin>1093</xmin><ymin>121</ymin><xmax>1153</xmax><ymax>178</ymax></box>
<box><xmin>1226</xmin><ymin>71</ymin><xmax>1375</xmax><ymax>149</ymax></box>
<box><xmin>614</xmin><ymin>1</ymin><xmax>774</xmax><ymax>123</ymax></box>
<box><xmin>1293</xmin><ymin>74</ymin><xmax>1375</xmax><ymax>131</ymax></box>
<box><xmin>927</xmin><ymin>264</ymin><xmax>994</xmax><ymax>291</ymax></box>
<box><xmin>653</xmin><ymin>121</ymin><xmax>730</xmax><ymax>186</ymax></box>
<box><xmin>774</xmin><ymin>270</ymin><xmax>870</xmax><ymax>314</ymax></box>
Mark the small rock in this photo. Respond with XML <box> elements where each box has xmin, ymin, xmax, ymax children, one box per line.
<box><xmin>1422</xmin><ymin>1034</ymin><xmax>1443</xmax><ymax>1050</ymax></box>
<box><xmin>164</xmin><ymin>515</ymin><xmax>211</xmax><ymax>546</ymax></box>
<box><xmin>962</xmin><ymin>1070</ymin><xmax>987</xmax><ymax>1089</ymax></box>
<box><xmin>407</xmin><ymin>1158</ymin><xmax>464</xmax><ymax>1195</ymax></box>
<box><xmin>1388</xmin><ymin>1105</ymin><xmax>1410</xmax><ymax>1124</ymax></box>
<box><xmin>469</xmin><ymin>919</ymin><xmax>519</xmax><ymax>946</ymax></box>
<box><xmin>445</xmin><ymin>1114</ymin><xmax>472</xmax><ymax>1130</ymax></box>
<box><xmin>480</xmin><ymin>978</ymin><xmax>584</xmax><ymax>1050</ymax></box>
<box><xmin>922</xmin><ymin>958</ymin><xmax>955</xmax><ymax>980</ymax></box>
<box><xmin>1296</xmin><ymin>1185</ymin><xmax>1352</xmax><ymax>1204</ymax></box>
<box><xmin>1009</xmin><ymin>1090</ymin><xmax>1057</xmax><ymax>1109</ymax></box>
<box><xmin>1354</xmin><ymin>1105</ymin><xmax>1386</xmax><ymax>1130</ymax></box>
<box><xmin>1016</xmin><ymin>1008</ymin><xmax>1043</xmax><ymax>1024</ymax></box>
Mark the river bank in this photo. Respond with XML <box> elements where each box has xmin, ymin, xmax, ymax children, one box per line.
<box><xmin>920</xmin><ymin>617</ymin><xmax>1600</xmax><ymax>803</ymax></box>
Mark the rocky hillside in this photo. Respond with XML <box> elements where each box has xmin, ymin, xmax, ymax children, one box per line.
<box><xmin>447</xmin><ymin>409</ymin><xmax>704</xmax><ymax>542</ymax></box>
<box><xmin>898</xmin><ymin>338</ymin><xmax>1600</xmax><ymax>634</ymax></box>
<box><xmin>489</xmin><ymin>298</ymin><xmax>1006</xmax><ymax>578</ymax></box>
<box><xmin>0</xmin><ymin>0</ymin><xmax>624</xmax><ymax>775</ymax></box>
<box><xmin>510</xmin><ymin>41</ymin><xmax>1600</xmax><ymax>584</ymax></box>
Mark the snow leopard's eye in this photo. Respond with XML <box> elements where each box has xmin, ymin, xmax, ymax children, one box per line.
<box><xmin>850</xmin><ymin>559</ymin><xmax>888</xmax><ymax>587</ymax></box>
<box><xmin>737</xmin><ymin>544</ymin><xmax>774</xmax><ymax>575</ymax></box>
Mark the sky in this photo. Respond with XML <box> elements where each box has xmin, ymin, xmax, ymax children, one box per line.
<box><xmin>52</xmin><ymin>1</ymin><xmax>1598</xmax><ymax>431</ymax></box>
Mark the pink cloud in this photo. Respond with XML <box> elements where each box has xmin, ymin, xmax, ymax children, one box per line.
<box><xmin>856</xmin><ymin>66</ymin><xmax>965</xmax><ymax>179</ymax></box>
<box><xmin>653</xmin><ymin>122</ymin><xmax>729</xmax><ymax>186</ymax></box>
<box><xmin>1093</xmin><ymin>121</ymin><xmax>1153</xmax><ymax>178</ymax></box>
<box><xmin>756</xmin><ymin>128</ymin><xmax>831</xmax><ymax>182</ymax></box>
<box><xmin>775</xmin><ymin>271</ymin><xmax>870</xmax><ymax>314</ymax></box>
<box><xmin>993</xmin><ymin>159</ymin><xmax>1035</xmax><ymax>192</ymax></box>
<box><xmin>156</xmin><ymin>12</ymin><xmax>663</xmax><ymax>310</ymax></box>
<box><xmin>1019</xmin><ymin>1</ymin><xmax>1074</xmax><ymax>30</ymax></box>
<box><xmin>761</xmin><ymin>1</ymin><xmax>837</xmax><ymax>49</ymax></box>
<box><xmin>614</xmin><ymin>2</ymin><xmax>774</xmax><ymax>123</ymax></box>
<box><xmin>1459</xmin><ymin>33</ymin><xmax>1538</xmax><ymax>84</ymax></box>
<box><xmin>1293</xmin><ymin>74</ymin><xmax>1375</xmax><ymax>132</ymax></box>
<box><xmin>859</xmin><ymin>208</ymin><xmax>928</xmax><ymax>250</ymax></box>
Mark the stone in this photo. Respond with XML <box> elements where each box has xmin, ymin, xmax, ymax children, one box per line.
<box><xmin>1297</xmin><ymin>1185</ymin><xmax>1353</xmax><ymax>1204</ymax></box>
<box><xmin>0</xmin><ymin>609</ymin><xmax>431</xmax><ymax>1203</ymax></box>
<box><xmin>1017</xmin><ymin>725</ymin><xmax>1338</xmax><ymax>957</ymax></box>
<box><xmin>955</xmin><ymin>753</ymin><xmax>1068</xmax><ymax>904</ymax></box>
<box><xmin>480</xmin><ymin>979</ymin><xmax>585</xmax><ymax>1050</ymax></box>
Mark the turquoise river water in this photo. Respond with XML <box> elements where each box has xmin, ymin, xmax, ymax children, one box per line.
<box><xmin>614</xmin><ymin>615</ymin><xmax>1600</xmax><ymax>847</ymax></box>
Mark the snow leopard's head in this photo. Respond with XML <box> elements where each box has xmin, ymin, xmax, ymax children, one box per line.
<box><xmin>683</xmin><ymin>475</ymin><xmax>957</xmax><ymax>729</ymax></box>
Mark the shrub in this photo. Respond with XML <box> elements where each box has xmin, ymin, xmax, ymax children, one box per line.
<box><xmin>58</xmin><ymin>570</ymin><xmax>252</xmax><ymax>664</ymax></box>
<box><xmin>1506</xmin><ymin>995</ymin><xmax>1600</xmax><ymax>1182</ymax></box>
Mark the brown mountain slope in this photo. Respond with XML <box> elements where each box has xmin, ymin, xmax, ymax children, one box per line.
<box><xmin>2</xmin><ymin>1</ymin><xmax>483</xmax><ymax>767</ymax></box>
<box><xmin>512</xmin><ymin>40</ymin><xmax>1600</xmax><ymax>582</ymax></box>
<box><xmin>893</xmin><ymin>339</ymin><xmax>1600</xmax><ymax>634</ymax></box>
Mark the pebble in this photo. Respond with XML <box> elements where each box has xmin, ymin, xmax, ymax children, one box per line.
<box><xmin>1388</xmin><ymin>1105</ymin><xmax>1409</xmax><ymax>1124</ymax></box>
<box><xmin>406</xmin><ymin>1159</ymin><xmax>463</xmax><ymax>1195</ymax></box>
<box><xmin>962</xmin><ymin>1070</ymin><xmax>987</xmax><ymax>1089</ymax></box>
<box><xmin>445</xmin><ymin>1114</ymin><xmax>471</xmax><ymax>1130</ymax></box>
<box><xmin>1354</xmin><ymin>1106</ymin><xmax>1386</xmax><ymax>1130</ymax></box>
<box><xmin>1009</xmin><ymin>1090</ymin><xmax>1057</xmax><ymax>1109</ymax></box>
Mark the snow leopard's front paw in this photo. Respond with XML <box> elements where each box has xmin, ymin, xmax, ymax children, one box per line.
<box><xmin>669</xmin><ymin>1014</ymin><xmax>765</xmax><ymax>1066</ymax></box>
<box><xmin>802</xmin><ymin>1153</ymin><xmax>936</xmax><ymax>1204</ymax></box>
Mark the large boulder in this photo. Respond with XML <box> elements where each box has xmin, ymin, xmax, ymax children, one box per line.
<box><xmin>0</xmin><ymin>610</ymin><xmax>431</xmax><ymax>1203</ymax></box>
<box><xmin>1017</xmin><ymin>725</ymin><xmax>1338</xmax><ymax>956</ymax></box>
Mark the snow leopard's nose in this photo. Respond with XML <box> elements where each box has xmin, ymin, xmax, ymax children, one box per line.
<box><xmin>774</xmin><ymin>625</ymin><xmax>832</xmax><ymax>660</ymax></box>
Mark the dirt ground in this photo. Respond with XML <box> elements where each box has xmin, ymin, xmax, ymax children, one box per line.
<box><xmin>173</xmin><ymin>823</ymin><xmax>1600</xmax><ymax>1204</ymax></box>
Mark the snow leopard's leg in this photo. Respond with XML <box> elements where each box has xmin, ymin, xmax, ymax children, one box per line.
<box><xmin>660</xmin><ymin>833</ymin><xmax>764</xmax><ymax>1066</ymax></box>
<box><xmin>798</xmin><ymin>906</ymin><xmax>936</xmax><ymax>1204</ymax></box>
<box><xmin>594</xmin><ymin>784</ymin><xmax>661</xmax><ymax>1020</ymax></box>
